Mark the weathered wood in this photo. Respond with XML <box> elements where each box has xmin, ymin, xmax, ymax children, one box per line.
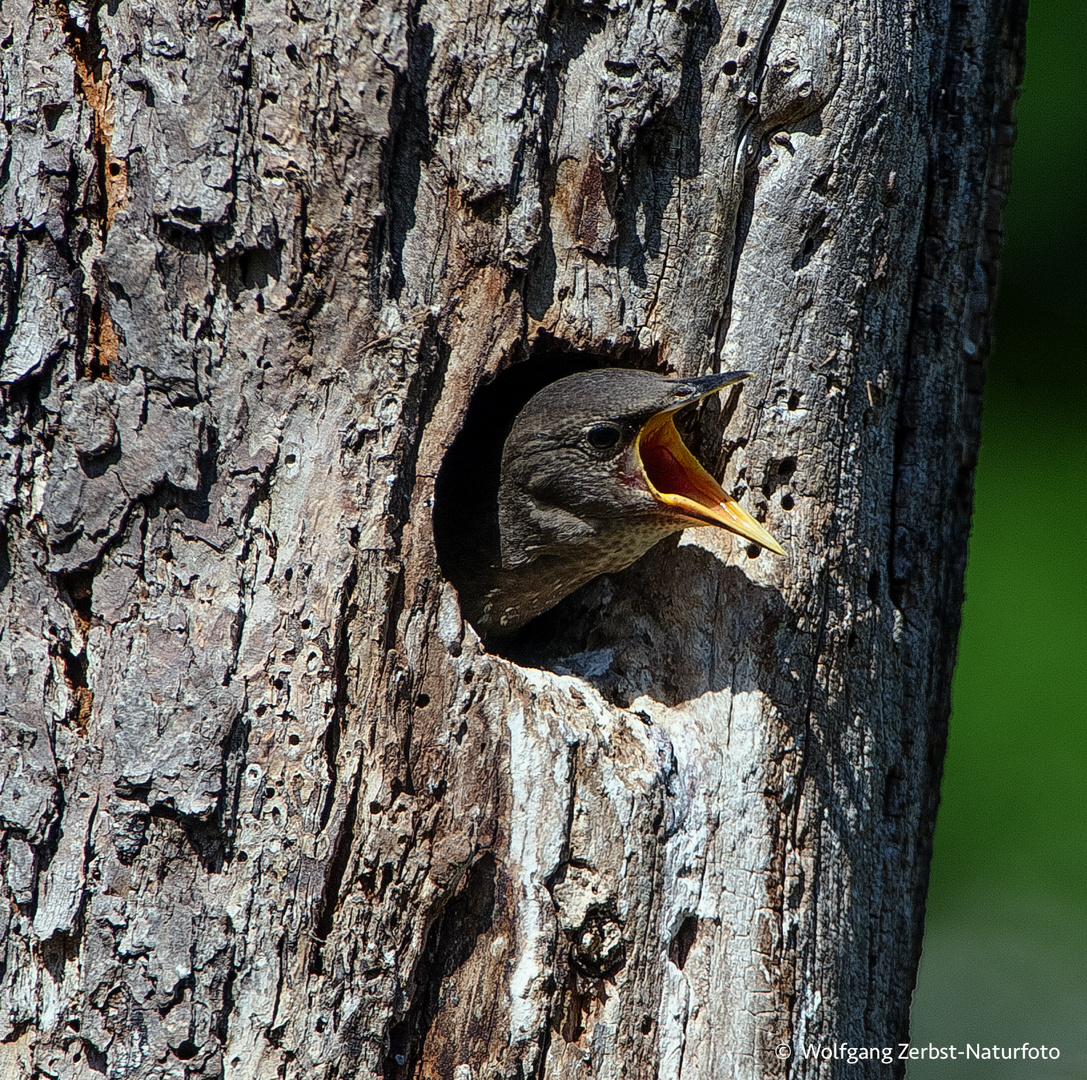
<box><xmin>0</xmin><ymin>0</ymin><xmax>1023</xmax><ymax>1077</ymax></box>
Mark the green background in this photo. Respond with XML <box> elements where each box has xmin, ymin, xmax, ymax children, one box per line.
<box><xmin>909</xmin><ymin>0</ymin><xmax>1087</xmax><ymax>1075</ymax></box>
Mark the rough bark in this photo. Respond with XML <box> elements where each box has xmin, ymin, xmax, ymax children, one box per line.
<box><xmin>0</xmin><ymin>0</ymin><xmax>1023</xmax><ymax>1077</ymax></box>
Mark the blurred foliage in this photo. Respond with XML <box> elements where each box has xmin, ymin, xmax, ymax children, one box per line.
<box><xmin>989</xmin><ymin>0</ymin><xmax>1087</xmax><ymax>415</ymax></box>
<box><xmin>911</xmin><ymin>0</ymin><xmax>1087</xmax><ymax>1074</ymax></box>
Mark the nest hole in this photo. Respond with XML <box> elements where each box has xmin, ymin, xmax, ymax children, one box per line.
<box><xmin>433</xmin><ymin>335</ymin><xmax>658</xmax><ymax>663</ymax></box>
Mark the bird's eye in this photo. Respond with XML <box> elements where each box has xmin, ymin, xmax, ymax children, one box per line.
<box><xmin>586</xmin><ymin>423</ymin><xmax>622</xmax><ymax>451</ymax></box>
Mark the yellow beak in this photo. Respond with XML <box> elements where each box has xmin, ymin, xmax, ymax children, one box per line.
<box><xmin>635</xmin><ymin>411</ymin><xmax>786</xmax><ymax>556</ymax></box>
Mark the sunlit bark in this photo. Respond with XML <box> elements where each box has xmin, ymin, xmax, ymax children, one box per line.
<box><xmin>0</xmin><ymin>0</ymin><xmax>1023</xmax><ymax>1076</ymax></box>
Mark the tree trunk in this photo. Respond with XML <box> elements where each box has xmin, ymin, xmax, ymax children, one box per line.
<box><xmin>0</xmin><ymin>0</ymin><xmax>1024</xmax><ymax>1076</ymax></box>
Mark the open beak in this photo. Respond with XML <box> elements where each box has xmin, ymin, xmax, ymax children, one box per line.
<box><xmin>635</xmin><ymin>375</ymin><xmax>786</xmax><ymax>556</ymax></box>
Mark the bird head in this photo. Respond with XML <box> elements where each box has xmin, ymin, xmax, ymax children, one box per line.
<box><xmin>498</xmin><ymin>368</ymin><xmax>785</xmax><ymax>571</ymax></box>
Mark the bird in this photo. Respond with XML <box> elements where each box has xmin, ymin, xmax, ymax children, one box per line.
<box><xmin>443</xmin><ymin>367</ymin><xmax>785</xmax><ymax>643</ymax></box>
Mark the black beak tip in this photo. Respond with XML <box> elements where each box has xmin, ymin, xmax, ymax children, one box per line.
<box><xmin>671</xmin><ymin>370</ymin><xmax>753</xmax><ymax>401</ymax></box>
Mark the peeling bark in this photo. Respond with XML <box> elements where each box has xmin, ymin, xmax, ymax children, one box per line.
<box><xmin>0</xmin><ymin>0</ymin><xmax>1024</xmax><ymax>1077</ymax></box>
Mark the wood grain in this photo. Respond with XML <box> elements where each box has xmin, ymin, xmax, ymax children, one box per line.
<box><xmin>0</xmin><ymin>0</ymin><xmax>1024</xmax><ymax>1075</ymax></box>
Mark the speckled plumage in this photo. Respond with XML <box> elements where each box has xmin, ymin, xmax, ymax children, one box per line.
<box><xmin>450</xmin><ymin>368</ymin><xmax>773</xmax><ymax>643</ymax></box>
